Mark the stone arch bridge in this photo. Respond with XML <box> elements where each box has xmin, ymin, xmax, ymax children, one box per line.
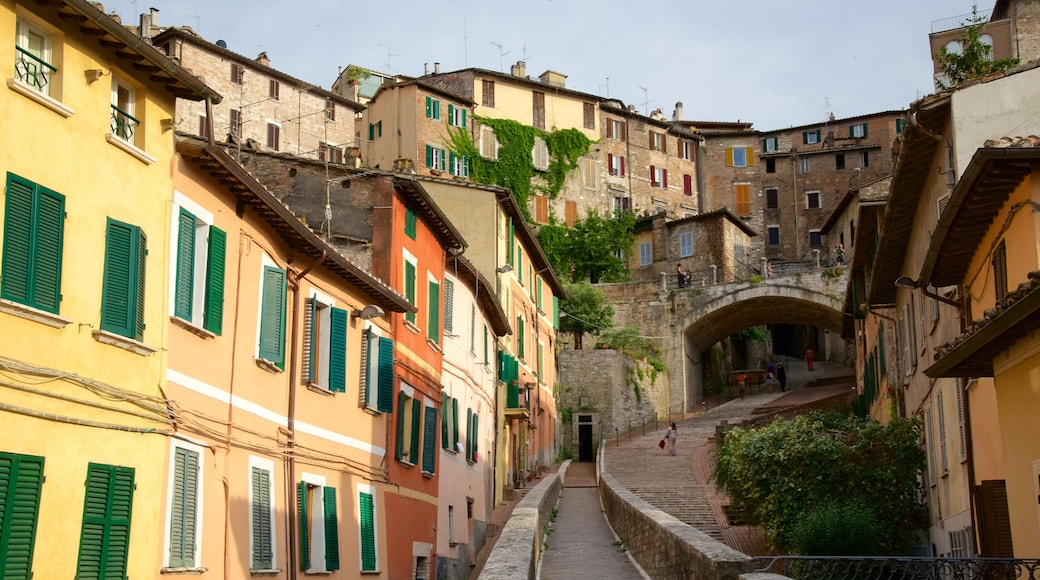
<box><xmin>595</xmin><ymin>268</ymin><xmax>849</xmax><ymax>412</ymax></box>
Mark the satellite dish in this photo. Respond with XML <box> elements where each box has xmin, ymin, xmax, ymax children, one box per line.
<box><xmin>216</xmin><ymin>39</ymin><xmax>227</xmax><ymax>48</ymax></box>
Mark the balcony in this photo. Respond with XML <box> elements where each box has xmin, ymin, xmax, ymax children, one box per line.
<box><xmin>504</xmin><ymin>381</ymin><xmax>530</xmax><ymax>419</ymax></box>
<box><xmin>14</xmin><ymin>46</ymin><xmax>56</xmax><ymax>94</ymax></box>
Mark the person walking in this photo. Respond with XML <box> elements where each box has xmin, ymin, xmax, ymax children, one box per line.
<box><xmin>805</xmin><ymin>347</ymin><xmax>815</xmax><ymax>371</ymax></box>
<box><xmin>777</xmin><ymin>364</ymin><xmax>787</xmax><ymax>392</ymax></box>
<box><xmin>664</xmin><ymin>422</ymin><xmax>677</xmax><ymax>456</ymax></box>
<box><xmin>676</xmin><ymin>263</ymin><xmax>687</xmax><ymax>288</ymax></box>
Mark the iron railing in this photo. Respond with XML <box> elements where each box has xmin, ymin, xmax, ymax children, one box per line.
<box><xmin>14</xmin><ymin>45</ymin><xmax>56</xmax><ymax>93</ymax></box>
<box><xmin>111</xmin><ymin>105</ymin><xmax>140</xmax><ymax>143</ymax></box>
<box><xmin>754</xmin><ymin>555</ymin><xmax>1040</xmax><ymax>579</ymax></box>
<box><xmin>611</xmin><ymin>401</ymin><xmax>686</xmax><ymax>445</ymax></box>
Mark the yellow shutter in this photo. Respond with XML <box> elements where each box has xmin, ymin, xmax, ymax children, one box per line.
<box><xmin>746</xmin><ymin>147</ymin><xmax>755</xmax><ymax>166</ymax></box>
<box><xmin>725</xmin><ymin>147</ymin><xmax>734</xmax><ymax>167</ymax></box>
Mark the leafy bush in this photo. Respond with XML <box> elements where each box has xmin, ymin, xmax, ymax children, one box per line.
<box><xmin>788</xmin><ymin>500</ymin><xmax>884</xmax><ymax>555</ymax></box>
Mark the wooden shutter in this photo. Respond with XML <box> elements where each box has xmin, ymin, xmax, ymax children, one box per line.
<box><xmin>250</xmin><ymin>467</ymin><xmax>273</xmax><ymax>569</ymax></box>
<box><xmin>621</xmin><ymin>121</ymin><xmax>628</xmax><ymax>141</ymax></box>
<box><xmin>441</xmin><ymin>394</ymin><xmax>451</xmax><ymax>450</ymax></box>
<box><xmin>725</xmin><ymin>148</ymin><xmax>734</xmax><ymax>166</ymax></box>
<box><xmin>297</xmin><ymin>482</ymin><xmax>309</xmax><ymax>570</ymax></box>
<box><xmin>471</xmin><ymin>413</ymin><xmax>479</xmax><ymax>460</ymax></box>
<box><xmin>0</xmin><ymin>452</ymin><xmax>45</xmax><ymax>579</ymax></box>
<box><xmin>395</xmin><ymin>392</ymin><xmax>407</xmax><ymax>460</ymax></box>
<box><xmin>607</xmin><ymin>153</ymin><xmax>614</xmax><ymax>174</ymax></box>
<box><xmin>168</xmin><ymin>447</ymin><xmax>199</xmax><ymax>568</ymax></box>
<box><xmin>368</xmin><ymin>123</ymin><xmax>375</xmax><ymax>141</ymax></box>
<box><xmin>422</xmin><ymin>405</ymin><xmax>438</xmax><ymax>473</ymax></box>
<box><xmin>203</xmin><ymin>226</ymin><xmax>225</xmax><ymax>334</ymax></box>
<box><xmin>258</xmin><ymin>266</ymin><xmax>287</xmax><ymax>365</ymax></box>
<box><xmin>76</xmin><ymin>463</ymin><xmax>135</xmax><ymax>579</ymax></box>
<box><xmin>302</xmin><ymin>298</ymin><xmax>317</xmax><ymax>384</ymax></box>
<box><xmin>565</xmin><ymin>201</ymin><xmax>577</xmax><ymax>227</ymax></box>
<box><xmin>683</xmin><ymin>174</ymin><xmax>693</xmax><ymax>196</ymax></box>
<box><xmin>443</xmin><ymin>279</ymin><xmax>454</xmax><ymax>332</ymax></box>
<box><xmin>323</xmin><ymin>487</ymin><xmax>339</xmax><ymax>571</ymax></box>
<box><xmin>535</xmin><ymin>195</ymin><xmax>548</xmax><ymax>223</ymax></box>
<box><xmin>662</xmin><ymin>169</ymin><xmax>668</xmax><ymax>189</ymax></box>
<box><xmin>976</xmin><ymin>480</ymin><xmax>1014</xmax><ymax>557</ymax></box>
<box><xmin>425</xmin><ymin>96</ymin><xmax>432</xmax><ymax>118</ymax></box>
<box><xmin>134</xmin><ymin>228</ymin><xmax>147</xmax><ymax>341</ymax></box>
<box><xmin>409</xmin><ymin>398</ymin><xmax>422</xmax><ymax>462</ymax></box>
<box><xmin>606</xmin><ymin>120</ymin><xmax>614</xmax><ymax>139</ymax></box>
<box><xmin>448</xmin><ymin>104</ymin><xmax>454</xmax><ymax>125</ymax></box>
<box><xmin>620</xmin><ymin>156</ymin><xmax>625</xmax><ymax>177</ymax></box>
<box><xmin>328</xmin><ymin>307</ymin><xmax>348</xmax><ymax>392</ymax></box>
<box><xmin>405</xmin><ymin>208</ymin><xmax>417</xmax><ymax>239</ymax></box>
<box><xmin>359</xmin><ymin>492</ymin><xmax>377</xmax><ymax>571</ymax></box>
<box><xmin>267</xmin><ymin>124</ymin><xmax>279</xmax><ymax>150</ymax></box>
<box><xmin>174</xmin><ymin>209</ymin><xmax>196</xmax><ymax>320</ymax></box>
<box><xmin>735</xmin><ymin>184</ymin><xmax>751</xmax><ymax>216</ymax></box>
<box><xmin>101</xmin><ymin>219</ymin><xmax>142</xmax><ymax>339</ymax></box>
<box><xmin>404</xmin><ymin>261</ymin><xmax>416</xmax><ymax>323</ymax></box>
<box><xmin>377</xmin><ymin>337</ymin><xmax>394</xmax><ymax>412</ymax></box>
<box><xmin>745</xmin><ymin>147</ymin><xmax>755</xmax><ymax>165</ymax></box>
<box><xmin>2</xmin><ymin>175</ymin><xmax>65</xmax><ymax>314</ymax></box>
<box><xmin>650</xmin><ymin>165</ymin><xmax>657</xmax><ymax>187</ymax></box>
<box><xmin>452</xmin><ymin>398</ymin><xmax>459</xmax><ymax>449</ymax></box>
<box><xmin>466</xmin><ymin>408</ymin><xmax>474</xmax><ymax>459</ymax></box>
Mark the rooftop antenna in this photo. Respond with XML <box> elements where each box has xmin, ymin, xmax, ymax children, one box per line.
<box><xmin>521</xmin><ymin>44</ymin><xmax>534</xmax><ymax>64</ymax></box>
<box><xmin>378</xmin><ymin>44</ymin><xmax>400</xmax><ymax>72</ymax></box>
<box><xmin>823</xmin><ymin>97</ymin><xmax>836</xmax><ymax>122</ymax></box>
<box><xmin>600</xmin><ymin>77</ymin><xmax>609</xmax><ymax>98</ymax></box>
<box><xmin>491</xmin><ymin>42</ymin><xmax>510</xmax><ymax>72</ymax></box>
<box><xmin>638</xmin><ymin>86</ymin><xmax>654</xmax><ymax>115</ymax></box>
<box><xmin>463</xmin><ymin>20</ymin><xmax>468</xmax><ymax>67</ymax></box>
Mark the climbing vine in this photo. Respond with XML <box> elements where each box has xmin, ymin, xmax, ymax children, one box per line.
<box><xmin>446</xmin><ymin>117</ymin><xmax>593</xmax><ymax>218</ymax></box>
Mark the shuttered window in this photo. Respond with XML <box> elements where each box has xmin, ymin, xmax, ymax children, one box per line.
<box><xmin>168</xmin><ymin>447</ymin><xmax>200</xmax><ymax>568</ymax></box>
<box><xmin>443</xmin><ymin>279</ymin><xmax>454</xmax><ymax>333</ymax></box>
<box><xmin>297</xmin><ymin>482</ymin><xmax>339</xmax><ymax>572</ymax></box>
<box><xmin>76</xmin><ymin>463</ymin><xmax>135</xmax><ymax>579</ymax></box>
<box><xmin>266</xmin><ymin>123</ymin><xmax>280</xmax><ymax>150</ymax></box>
<box><xmin>481</xmin><ymin>80</ymin><xmax>495</xmax><ymax>107</ymax></box>
<box><xmin>532</xmin><ymin>91</ymin><xmax>545</xmax><ymax>129</ymax></box>
<box><xmin>424</xmin><ymin>96</ymin><xmax>441</xmax><ymax>120</ymax></box>
<box><xmin>404</xmin><ymin>260</ymin><xmax>416</xmax><ymax>324</ymax></box>
<box><xmin>172</xmin><ymin>207</ymin><xmax>225</xmax><ymax>334</ymax></box>
<box><xmin>0</xmin><ymin>452</ymin><xmax>45</xmax><ymax>579</ymax></box>
<box><xmin>250</xmin><ymin>467</ymin><xmax>274</xmax><ymax>570</ymax></box>
<box><xmin>2</xmin><ymin>173</ymin><xmax>65</xmax><ymax>314</ymax></box>
<box><xmin>258</xmin><ymin>266</ymin><xmax>287</xmax><ymax>367</ymax></box>
<box><xmin>428</xmin><ymin>280</ymin><xmax>440</xmax><ymax>343</ymax></box>
<box><xmin>396</xmin><ymin>392</ymin><xmax>423</xmax><ymax>464</ymax></box>
<box><xmin>404</xmin><ymin>208</ymin><xmax>417</xmax><ymax>240</ymax></box>
<box><xmin>359</xmin><ymin>492</ymin><xmax>377</xmax><ymax>571</ymax></box>
<box><xmin>360</xmin><ymin>330</ymin><xmax>394</xmax><ymax>412</ymax></box>
<box><xmin>734</xmin><ymin>184</ymin><xmax>751</xmax><ymax>216</ymax></box>
<box><xmin>583</xmin><ymin>102</ymin><xmax>595</xmax><ymax>129</ymax></box>
<box><xmin>302</xmin><ymin>298</ymin><xmax>348</xmax><ymax>392</ymax></box>
<box><xmin>565</xmin><ymin>201</ymin><xmax>577</xmax><ymax>227</ymax></box>
<box><xmin>993</xmin><ymin>239</ymin><xmax>1008</xmax><ymax>302</ymax></box>
<box><xmin>421</xmin><ymin>404</ymin><xmax>438</xmax><ymax>474</ymax></box>
<box><xmin>101</xmin><ymin>218</ymin><xmax>147</xmax><ymax>340</ymax></box>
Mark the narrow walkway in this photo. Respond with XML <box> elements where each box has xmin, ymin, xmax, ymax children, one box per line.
<box><xmin>538</xmin><ymin>462</ymin><xmax>645</xmax><ymax>579</ymax></box>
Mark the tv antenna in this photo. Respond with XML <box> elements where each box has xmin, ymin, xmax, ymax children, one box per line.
<box><xmin>491</xmin><ymin>42</ymin><xmax>510</xmax><ymax>72</ymax></box>
<box><xmin>378</xmin><ymin>44</ymin><xmax>400</xmax><ymax>72</ymax></box>
<box><xmin>638</xmin><ymin>86</ymin><xmax>654</xmax><ymax>115</ymax></box>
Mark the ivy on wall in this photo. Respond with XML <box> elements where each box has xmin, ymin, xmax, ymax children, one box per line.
<box><xmin>446</xmin><ymin>117</ymin><xmax>593</xmax><ymax>219</ymax></box>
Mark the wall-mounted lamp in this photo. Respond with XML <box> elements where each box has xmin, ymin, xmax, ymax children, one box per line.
<box><xmin>352</xmin><ymin>304</ymin><xmax>385</xmax><ymax>320</ymax></box>
<box><xmin>85</xmin><ymin>68</ymin><xmax>109</xmax><ymax>84</ymax></box>
<box><xmin>893</xmin><ymin>276</ymin><xmax>962</xmax><ymax>308</ymax></box>
<box><xmin>496</xmin><ymin>264</ymin><xmax>513</xmax><ymax>274</ymax></box>
<box><xmin>160</xmin><ymin>118</ymin><xmax>176</xmax><ymax>133</ymax></box>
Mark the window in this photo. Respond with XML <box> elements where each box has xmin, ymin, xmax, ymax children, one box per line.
<box><xmin>532</xmin><ymin>91</ymin><xmax>545</xmax><ymax>129</ymax></box>
<box><xmin>993</xmin><ymin>239</ymin><xmax>1008</xmax><ymax>302</ymax></box>
<box><xmin>358</xmin><ymin>487</ymin><xmax>378</xmax><ymax>572</ymax></box>
<box><xmin>360</xmin><ymin>328</ymin><xmax>394</xmax><ymax>412</ymax></box>
<box><xmin>101</xmin><ymin>219</ymin><xmax>147</xmax><ymax>341</ymax></box>
<box><xmin>613</xmin><ymin>196</ymin><xmax>631</xmax><ymax>213</ymax></box>
<box><xmin>249</xmin><ymin>458</ymin><xmax>275</xmax><ymax>571</ymax></box>
<box><xmin>896</xmin><ymin>118</ymin><xmax>904</xmax><ymax>134</ymax></box>
<box><xmin>800</xmin><ymin>157</ymin><xmax>810</xmax><ymax>174</ymax></box>
<box><xmin>396</xmin><ymin>388</ymin><xmax>437</xmax><ymax>473</ymax></box>
<box><xmin>403</xmin><ymin>256</ymin><xmax>417</xmax><ymax>324</ymax></box>
<box><xmin>639</xmin><ymin>241</ymin><xmax>652</xmax><ymax>266</ymax></box>
<box><xmin>903</xmin><ymin>298</ymin><xmax>918</xmax><ymax>375</ymax></box>
<box><xmin>428</xmin><ymin>278</ymin><xmax>441</xmax><ymax>343</ymax></box>
<box><xmin>425</xmin><ymin>145</ymin><xmax>447</xmax><ymax>171</ymax></box>
<box><xmin>325</xmin><ymin>99</ymin><xmax>336</xmax><ymax>122</ymax></box>
<box><xmin>765</xmin><ymin>187</ymin><xmax>779</xmax><ymax>209</ymax></box>
<box><xmin>607</xmin><ymin>119</ymin><xmax>626</xmax><ymax>141</ymax></box>
<box><xmin>76</xmin><ymin>463</ymin><xmax>135</xmax><ymax>580</ymax></box>
<box><xmin>516</xmin><ymin>315</ymin><xmax>525</xmax><ymax>358</ymax></box>
<box><xmin>607</xmin><ymin>153</ymin><xmax>625</xmax><ymax>177</ymax></box>
<box><xmin>424</xmin><ymin>96</ymin><xmax>441</xmax><ymax>120</ymax></box>
<box><xmin>2</xmin><ymin>173</ymin><xmax>65</xmax><ymax>314</ymax></box>
<box><xmin>229</xmin><ymin>109</ymin><xmax>243</xmax><ymax>138</ymax></box>
<box><xmin>448</xmin><ymin>104</ymin><xmax>467</xmax><ymax>128</ymax></box>
<box><xmin>850</xmin><ymin>123</ymin><xmax>868</xmax><ymax>138</ymax></box>
<box><xmin>762</xmin><ymin>137</ymin><xmax>778</xmax><ymax>153</ymax></box>
<box><xmin>937</xmin><ymin>390</ymin><xmax>949</xmax><ymax>473</ymax></box>
<box><xmin>367</xmin><ymin>121</ymin><xmax>382</xmax><ymax>141</ymax></box>
<box><xmin>727</xmin><ymin>147</ymin><xmax>752</xmax><ymax>168</ymax></box>
<box><xmin>580</xmin><ymin>157</ymin><xmax>598</xmax><ymax>190</ymax></box>
<box><xmin>683</xmin><ymin>174</ymin><xmax>693</xmax><ymax>196</ymax></box>
<box><xmin>442</xmin><ymin>279</ymin><xmax>455</xmax><ymax>334</ymax></box>
<box><xmin>679</xmin><ymin>232</ymin><xmax>693</xmax><ymax>258</ymax></box>
<box><xmin>302</xmin><ymin>295</ymin><xmax>348</xmax><ymax>392</ymax></box>
<box><xmin>481</xmin><ymin>80</ymin><xmax>495</xmax><ymax>107</ymax></box>
<box><xmin>767</xmin><ymin>225</ymin><xmax>780</xmax><ymax>246</ymax></box>
<box><xmin>805</xmin><ymin>190</ymin><xmax>821</xmax><ymax>209</ymax></box>
<box><xmin>297</xmin><ymin>477</ymin><xmax>339</xmax><ymax>572</ymax></box>
<box><xmin>230</xmin><ymin>63</ymin><xmax>244</xmax><ymax>84</ymax></box>
<box><xmin>679</xmin><ymin>140</ymin><xmax>693</xmax><ymax>160</ymax></box>
<box><xmin>266</xmin><ymin>122</ymin><xmax>280</xmax><ymax>151</ymax></box>
<box><xmin>442</xmin><ymin>394</ymin><xmax>460</xmax><ymax>451</ymax></box>
<box><xmin>110</xmin><ymin>76</ymin><xmax>138</xmax><ymax>146</ymax></box>
<box><xmin>650</xmin><ymin>131</ymin><xmax>665</xmax><ymax>152</ymax></box>
<box><xmin>803</xmin><ymin>129</ymin><xmax>821</xmax><ymax>144</ymax></box>
<box><xmin>14</xmin><ymin>17</ymin><xmax>55</xmax><ymax>96</ymax></box>
<box><xmin>0</xmin><ymin>451</ymin><xmax>45</xmax><ymax>579</ymax></box>
<box><xmin>766</xmin><ymin>158</ymin><xmax>776</xmax><ymax>173</ymax></box>
<box><xmin>583</xmin><ymin>102</ymin><xmax>595</xmax><ymax>129</ymax></box>
<box><xmin>835</xmin><ymin>153</ymin><xmax>845</xmax><ymax>170</ymax></box>
<box><xmin>479</xmin><ymin>125</ymin><xmax>499</xmax><ymax>159</ymax></box>
<box><xmin>535</xmin><ymin>195</ymin><xmax>549</xmax><ymax>223</ymax></box>
<box><xmin>466</xmin><ymin>408</ymin><xmax>480</xmax><ymax>463</ymax></box>
<box><xmin>735</xmin><ymin>183</ymin><xmax>751</xmax><ymax>216</ymax></box>
<box><xmin>650</xmin><ymin>165</ymin><xmax>667</xmax><ymax>189</ymax></box>
<box><xmin>319</xmin><ymin>142</ymin><xmax>343</xmax><ymax>164</ymax></box>
<box><xmin>809</xmin><ymin>229</ymin><xmax>822</xmax><ymax>247</ymax></box>
<box><xmin>532</xmin><ymin>138</ymin><xmax>549</xmax><ymax>171</ymax></box>
<box><xmin>565</xmin><ymin>201</ymin><xmax>577</xmax><ymax>227</ymax></box>
<box><xmin>268</xmin><ymin>79</ymin><xmax>280</xmax><ymax>100</ymax></box>
<box><xmin>405</xmin><ymin>208</ymin><xmax>417</xmax><ymax>240</ymax></box>
<box><xmin>448</xmin><ymin>152</ymin><xmax>469</xmax><ymax>177</ymax></box>
<box><xmin>166</xmin><ymin>443</ymin><xmax>203</xmax><ymax>568</ymax></box>
<box><xmin>171</xmin><ymin>200</ymin><xmax>225</xmax><ymax>334</ymax></box>
<box><xmin>257</xmin><ymin>264</ymin><xmax>287</xmax><ymax>367</ymax></box>
<box><xmin>862</xmin><ymin>151</ymin><xmax>870</xmax><ymax>168</ymax></box>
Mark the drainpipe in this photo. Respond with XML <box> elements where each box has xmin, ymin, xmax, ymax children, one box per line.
<box><xmin>792</xmin><ymin>155</ymin><xmax>800</xmax><ymax>260</ymax></box>
<box><xmin>910</xmin><ymin>111</ymin><xmax>956</xmax><ymax>189</ymax></box>
<box><xmin>285</xmin><ymin>251</ymin><xmax>326</xmax><ymax>580</ymax></box>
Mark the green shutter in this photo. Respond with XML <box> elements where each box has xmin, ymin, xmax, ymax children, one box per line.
<box><xmin>323</xmin><ymin>487</ymin><xmax>339</xmax><ymax>571</ymax></box>
<box><xmin>405</xmin><ymin>208</ymin><xmax>417</xmax><ymax>240</ymax></box>
<box><xmin>410</xmin><ymin>398</ymin><xmax>422</xmax><ymax>463</ymax></box>
<box><xmin>427</xmin><ymin>281</ymin><xmax>440</xmax><ymax>343</ymax></box>
<box><xmin>259</xmin><ymin>266</ymin><xmax>287</xmax><ymax>366</ymax></box>
<box><xmin>297</xmin><ymin>481</ymin><xmax>309</xmax><ymax>571</ymax></box>
<box><xmin>359</xmin><ymin>492</ymin><xmax>376</xmax><ymax>571</ymax></box>
<box><xmin>2</xmin><ymin>174</ymin><xmax>65</xmax><ymax>314</ymax></box>
<box><xmin>203</xmin><ymin>226</ymin><xmax>225</xmax><ymax>334</ymax></box>
<box><xmin>250</xmin><ymin>467</ymin><xmax>272</xmax><ymax>570</ymax></box>
<box><xmin>472</xmin><ymin>413</ymin><xmax>479</xmax><ymax>459</ymax></box>
<box><xmin>507</xmin><ymin>218</ymin><xmax>514</xmax><ymax>266</ymax></box>
<box><xmin>360</xmin><ymin>329</ymin><xmax>373</xmax><ymax>406</ymax></box>
<box><xmin>536</xmin><ymin>278</ymin><xmax>542</xmax><ymax>309</ymax></box>
<box><xmin>377</xmin><ymin>120</ymin><xmax>382</xmax><ymax>137</ymax></box>
<box><xmin>421</xmin><ymin>405</ymin><xmax>437</xmax><ymax>473</ymax></box>
<box><xmin>329</xmin><ymin>307</ymin><xmax>348</xmax><ymax>392</ymax></box>
<box><xmin>395</xmin><ymin>392</ymin><xmax>407</xmax><ymax>460</ymax></box>
<box><xmin>101</xmin><ymin>219</ymin><xmax>143</xmax><ymax>339</ymax></box>
<box><xmin>368</xmin><ymin>123</ymin><xmax>374</xmax><ymax>141</ymax></box>
<box><xmin>425</xmin><ymin>96</ymin><xmax>432</xmax><ymax>118</ymax></box>
<box><xmin>377</xmin><ymin>337</ymin><xmax>394</xmax><ymax>412</ymax></box>
<box><xmin>168</xmin><ymin>447</ymin><xmax>199</xmax><ymax>568</ymax></box>
<box><xmin>134</xmin><ymin>229</ymin><xmax>147</xmax><ymax>341</ymax></box>
<box><xmin>404</xmin><ymin>261</ymin><xmax>416</xmax><ymax>323</ymax></box>
<box><xmin>173</xmin><ymin>209</ymin><xmax>196</xmax><ymax>320</ymax></box>
<box><xmin>466</xmin><ymin>408</ymin><xmax>473</xmax><ymax>458</ymax></box>
<box><xmin>425</xmin><ymin>145</ymin><xmax>433</xmax><ymax>168</ymax></box>
<box><xmin>433</xmin><ymin>99</ymin><xmax>440</xmax><ymax>120</ymax></box>
<box><xmin>448</xmin><ymin>103</ymin><xmax>454</xmax><ymax>125</ymax></box>
<box><xmin>452</xmin><ymin>398</ymin><xmax>459</xmax><ymax>449</ymax></box>
<box><xmin>0</xmin><ymin>452</ymin><xmax>45</xmax><ymax>580</ymax></box>
<box><xmin>302</xmin><ymin>298</ymin><xmax>317</xmax><ymax>384</ymax></box>
<box><xmin>443</xmin><ymin>279</ymin><xmax>454</xmax><ymax>332</ymax></box>
<box><xmin>538</xmin><ymin>342</ymin><xmax>544</xmax><ymax>379</ymax></box>
<box><xmin>802</xmin><ymin>131</ymin><xmax>809</xmax><ymax>144</ymax></box>
<box><xmin>441</xmin><ymin>394</ymin><xmax>450</xmax><ymax>450</ymax></box>
<box><xmin>76</xmin><ymin>463</ymin><xmax>134</xmax><ymax>580</ymax></box>
<box><xmin>553</xmin><ymin>296</ymin><xmax>559</xmax><ymax>329</ymax></box>
<box><xmin>517</xmin><ymin>316</ymin><xmax>525</xmax><ymax>358</ymax></box>
<box><xmin>461</xmin><ymin>109</ymin><xmax>467</xmax><ymax>128</ymax></box>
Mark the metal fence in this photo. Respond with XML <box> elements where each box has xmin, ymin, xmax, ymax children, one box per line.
<box><xmin>753</xmin><ymin>555</ymin><xmax>1040</xmax><ymax>579</ymax></box>
<box><xmin>609</xmin><ymin>402</ymin><xmax>686</xmax><ymax>445</ymax></box>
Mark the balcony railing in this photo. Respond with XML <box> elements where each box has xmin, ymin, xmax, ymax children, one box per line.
<box><xmin>754</xmin><ymin>555</ymin><xmax>1040</xmax><ymax>579</ymax></box>
<box><xmin>110</xmin><ymin>105</ymin><xmax>140</xmax><ymax>143</ymax></box>
<box><xmin>931</xmin><ymin>7</ymin><xmax>1006</xmax><ymax>34</ymax></box>
<box><xmin>14</xmin><ymin>45</ymin><xmax>56</xmax><ymax>93</ymax></box>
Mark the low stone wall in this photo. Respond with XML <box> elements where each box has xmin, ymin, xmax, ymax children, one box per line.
<box><xmin>477</xmin><ymin>461</ymin><xmax>567</xmax><ymax>579</ymax></box>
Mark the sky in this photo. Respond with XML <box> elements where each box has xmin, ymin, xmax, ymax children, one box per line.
<box><xmin>118</xmin><ymin>0</ymin><xmax>982</xmax><ymax>130</ymax></box>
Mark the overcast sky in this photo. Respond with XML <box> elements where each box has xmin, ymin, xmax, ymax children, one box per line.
<box><xmin>120</xmin><ymin>0</ymin><xmax>981</xmax><ymax>130</ymax></box>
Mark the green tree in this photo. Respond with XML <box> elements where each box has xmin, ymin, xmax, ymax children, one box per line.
<box><xmin>538</xmin><ymin>210</ymin><xmax>635</xmax><ymax>283</ymax></box>
<box><xmin>559</xmin><ymin>281</ymin><xmax>614</xmax><ymax>349</ymax></box>
<box><xmin>935</xmin><ymin>3</ymin><xmax>1019</xmax><ymax>89</ymax></box>
<box><xmin>713</xmin><ymin>411</ymin><xmax>927</xmax><ymax>554</ymax></box>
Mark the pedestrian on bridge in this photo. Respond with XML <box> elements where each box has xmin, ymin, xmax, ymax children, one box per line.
<box><xmin>777</xmin><ymin>364</ymin><xmax>787</xmax><ymax>391</ymax></box>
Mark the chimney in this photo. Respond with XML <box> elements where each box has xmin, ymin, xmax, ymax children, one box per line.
<box><xmin>510</xmin><ymin>60</ymin><xmax>527</xmax><ymax>78</ymax></box>
<box><xmin>434</xmin><ymin>62</ymin><xmax>440</xmax><ymax>74</ymax></box>
<box><xmin>673</xmin><ymin>101</ymin><xmax>683</xmax><ymax>122</ymax></box>
<box><xmin>538</xmin><ymin>70</ymin><xmax>567</xmax><ymax>88</ymax></box>
<box><xmin>256</xmin><ymin>52</ymin><xmax>270</xmax><ymax>67</ymax></box>
<box><xmin>424</xmin><ymin>63</ymin><xmax>429</xmax><ymax>75</ymax></box>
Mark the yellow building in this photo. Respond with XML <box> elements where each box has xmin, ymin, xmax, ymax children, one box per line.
<box><xmin>0</xmin><ymin>1</ymin><xmax>218</xmax><ymax>578</ymax></box>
